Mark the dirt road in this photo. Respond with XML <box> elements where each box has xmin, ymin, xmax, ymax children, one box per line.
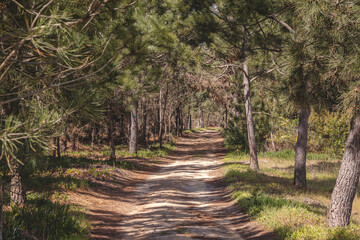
<box><xmin>89</xmin><ymin>130</ymin><xmax>275</xmax><ymax>239</ymax></box>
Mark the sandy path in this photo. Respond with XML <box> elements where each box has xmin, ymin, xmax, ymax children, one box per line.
<box><xmin>89</xmin><ymin>130</ymin><xmax>276</xmax><ymax>240</ymax></box>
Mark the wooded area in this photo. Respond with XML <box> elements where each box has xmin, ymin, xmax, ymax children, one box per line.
<box><xmin>1</xmin><ymin>0</ymin><xmax>360</xmax><ymax>239</ymax></box>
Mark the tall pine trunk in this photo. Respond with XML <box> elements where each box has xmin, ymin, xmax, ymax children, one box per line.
<box><xmin>91</xmin><ymin>124</ymin><xmax>96</xmax><ymax>150</ymax></box>
<box><xmin>56</xmin><ymin>137</ymin><xmax>61</xmax><ymax>158</ymax></box>
<box><xmin>142</xmin><ymin>100</ymin><xmax>147</xmax><ymax>147</ymax></box>
<box><xmin>188</xmin><ymin>110</ymin><xmax>192</xmax><ymax>130</ymax></box>
<box><xmin>129</xmin><ymin>104</ymin><xmax>138</xmax><ymax>154</ymax></box>
<box><xmin>71</xmin><ymin>125</ymin><xmax>77</xmax><ymax>151</ymax></box>
<box><xmin>108</xmin><ymin>103</ymin><xmax>116</xmax><ymax>161</ymax></box>
<box><xmin>168</xmin><ymin>114</ymin><xmax>172</xmax><ymax>135</ymax></box>
<box><xmin>53</xmin><ymin>137</ymin><xmax>57</xmax><ymax>158</ymax></box>
<box><xmin>206</xmin><ymin>112</ymin><xmax>211</xmax><ymax>127</ymax></box>
<box><xmin>0</xmin><ymin>177</ymin><xmax>3</xmax><ymax>240</ymax></box>
<box><xmin>175</xmin><ymin>107</ymin><xmax>180</xmax><ymax>136</ymax></box>
<box><xmin>199</xmin><ymin>108</ymin><xmax>204</xmax><ymax>128</ymax></box>
<box><xmin>120</xmin><ymin>115</ymin><xmax>125</xmax><ymax>144</ymax></box>
<box><xmin>10</xmin><ymin>160</ymin><xmax>25</xmax><ymax>205</ymax></box>
<box><xmin>159</xmin><ymin>85</ymin><xmax>169</xmax><ymax>148</ymax></box>
<box><xmin>179</xmin><ymin>108</ymin><xmax>183</xmax><ymax>135</ymax></box>
<box><xmin>242</xmin><ymin>25</ymin><xmax>259</xmax><ymax>171</ymax></box>
<box><xmin>224</xmin><ymin>105</ymin><xmax>228</xmax><ymax>129</ymax></box>
<box><xmin>327</xmin><ymin>113</ymin><xmax>360</xmax><ymax>227</ymax></box>
<box><xmin>294</xmin><ymin>106</ymin><xmax>310</xmax><ymax>188</ymax></box>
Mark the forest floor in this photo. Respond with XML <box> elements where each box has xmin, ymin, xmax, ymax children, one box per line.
<box><xmin>68</xmin><ymin>130</ymin><xmax>276</xmax><ymax>240</ymax></box>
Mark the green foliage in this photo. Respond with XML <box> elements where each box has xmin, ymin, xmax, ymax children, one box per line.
<box><xmin>308</xmin><ymin>111</ymin><xmax>349</xmax><ymax>155</ymax></box>
<box><xmin>223</xmin><ymin>121</ymin><xmax>248</xmax><ymax>150</ymax></box>
<box><xmin>225</xmin><ymin>109</ymin><xmax>350</xmax><ymax>155</ymax></box>
<box><xmin>87</xmin><ymin>167</ymin><xmax>111</xmax><ymax>179</ymax></box>
<box><xmin>3</xmin><ymin>194</ymin><xmax>89</xmax><ymax>240</ymax></box>
<box><xmin>271</xmin><ymin>111</ymin><xmax>349</xmax><ymax>155</ymax></box>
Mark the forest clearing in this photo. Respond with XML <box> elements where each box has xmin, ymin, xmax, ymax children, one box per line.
<box><xmin>2</xmin><ymin>0</ymin><xmax>360</xmax><ymax>239</ymax></box>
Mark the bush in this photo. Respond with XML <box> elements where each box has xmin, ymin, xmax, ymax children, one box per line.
<box><xmin>223</xmin><ymin>121</ymin><xmax>248</xmax><ymax>150</ymax></box>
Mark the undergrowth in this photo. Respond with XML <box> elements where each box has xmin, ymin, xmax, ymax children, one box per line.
<box><xmin>3</xmin><ymin>193</ymin><xmax>90</xmax><ymax>240</ymax></box>
<box><xmin>223</xmin><ymin>149</ymin><xmax>360</xmax><ymax>240</ymax></box>
<box><xmin>69</xmin><ymin>141</ymin><xmax>176</xmax><ymax>159</ymax></box>
<box><xmin>5</xmin><ymin>139</ymin><xmax>177</xmax><ymax>239</ymax></box>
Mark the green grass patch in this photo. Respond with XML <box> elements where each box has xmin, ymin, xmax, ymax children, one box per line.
<box><xmin>223</xmin><ymin>149</ymin><xmax>360</xmax><ymax>240</ymax></box>
<box><xmin>3</xmin><ymin>193</ymin><xmax>90</xmax><ymax>240</ymax></box>
<box><xmin>102</xmin><ymin>142</ymin><xmax>176</xmax><ymax>159</ymax></box>
<box><xmin>257</xmin><ymin>149</ymin><xmax>337</xmax><ymax>161</ymax></box>
<box><xmin>183</xmin><ymin>129</ymin><xmax>196</xmax><ymax>134</ymax></box>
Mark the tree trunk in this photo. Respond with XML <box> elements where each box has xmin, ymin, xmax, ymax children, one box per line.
<box><xmin>294</xmin><ymin>107</ymin><xmax>310</xmax><ymax>188</ymax></box>
<box><xmin>180</xmin><ymin>108</ymin><xmax>184</xmax><ymax>135</ymax></box>
<box><xmin>142</xmin><ymin>99</ymin><xmax>147</xmax><ymax>146</ymax></box>
<box><xmin>108</xmin><ymin>103</ymin><xmax>116</xmax><ymax>161</ymax></box>
<box><xmin>224</xmin><ymin>105</ymin><xmax>228</xmax><ymax>129</ymax></box>
<box><xmin>159</xmin><ymin>85</ymin><xmax>169</xmax><ymax>148</ymax></box>
<box><xmin>175</xmin><ymin>109</ymin><xmax>179</xmax><ymax>136</ymax></box>
<box><xmin>91</xmin><ymin>124</ymin><xmax>96</xmax><ymax>150</ymax></box>
<box><xmin>53</xmin><ymin>137</ymin><xmax>57</xmax><ymax>158</ymax></box>
<box><xmin>71</xmin><ymin>124</ymin><xmax>77</xmax><ymax>151</ymax></box>
<box><xmin>168</xmin><ymin>114</ymin><xmax>172</xmax><ymax>135</ymax></box>
<box><xmin>270</xmin><ymin>131</ymin><xmax>276</xmax><ymax>151</ymax></box>
<box><xmin>205</xmin><ymin>112</ymin><xmax>209</xmax><ymax>127</ymax></box>
<box><xmin>56</xmin><ymin>137</ymin><xmax>61</xmax><ymax>158</ymax></box>
<box><xmin>129</xmin><ymin>105</ymin><xmax>138</xmax><ymax>154</ymax></box>
<box><xmin>188</xmin><ymin>113</ymin><xmax>192</xmax><ymax>130</ymax></box>
<box><xmin>164</xmin><ymin>113</ymin><xmax>168</xmax><ymax>141</ymax></box>
<box><xmin>76</xmin><ymin>134</ymin><xmax>80</xmax><ymax>151</ymax></box>
<box><xmin>327</xmin><ymin>113</ymin><xmax>360</xmax><ymax>227</ymax></box>
<box><xmin>242</xmin><ymin>25</ymin><xmax>259</xmax><ymax>171</ymax></box>
<box><xmin>120</xmin><ymin>115</ymin><xmax>125</xmax><ymax>144</ymax></box>
<box><xmin>0</xmin><ymin>177</ymin><xmax>4</xmax><ymax>240</ymax></box>
<box><xmin>199</xmin><ymin>108</ymin><xmax>204</xmax><ymax>128</ymax></box>
<box><xmin>10</xmin><ymin>161</ymin><xmax>25</xmax><ymax>205</ymax></box>
<box><xmin>62</xmin><ymin>136</ymin><xmax>68</xmax><ymax>152</ymax></box>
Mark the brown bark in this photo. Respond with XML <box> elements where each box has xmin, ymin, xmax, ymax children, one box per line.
<box><xmin>180</xmin><ymin>108</ymin><xmax>184</xmax><ymax>135</ymax></box>
<box><xmin>91</xmin><ymin>124</ymin><xmax>96</xmax><ymax>150</ymax></box>
<box><xmin>270</xmin><ymin>131</ymin><xmax>276</xmax><ymax>151</ymax></box>
<box><xmin>56</xmin><ymin>137</ymin><xmax>61</xmax><ymax>158</ymax></box>
<box><xmin>175</xmin><ymin>107</ymin><xmax>182</xmax><ymax>136</ymax></box>
<box><xmin>53</xmin><ymin>137</ymin><xmax>57</xmax><ymax>158</ymax></box>
<box><xmin>199</xmin><ymin>108</ymin><xmax>204</xmax><ymax>128</ymax></box>
<box><xmin>188</xmin><ymin>113</ymin><xmax>192</xmax><ymax>130</ymax></box>
<box><xmin>327</xmin><ymin>113</ymin><xmax>360</xmax><ymax>227</ymax></box>
<box><xmin>76</xmin><ymin>134</ymin><xmax>80</xmax><ymax>151</ymax></box>
<box><xmin>242</xmin><ymin>26</ymin><xmax>259</xmax><ymax>171</ymax></box>
<box><xmin>168</xmin><ymin>114</ymin><xmax>172</xmax><ymax>135</ymax></box>
<box><xmin>108</xmin><ymin>103</ymin><xmax>116</xmax><ymax>161</ymax></box>
<box><xmin>159</xmin><ymin>85</ymin><xmax>169</xmax><ymax>148</ymax></box>
<box><xmin>0</xmin><ymin>177</ymin><xmax>4</xmax><ymax>240</ymax></box>
<box><xmin>120</xmin><ymin>114</ymin><xmax>125</xmax><ymax>144</ymax></box>
<box><xmin>294</xmin><ymin>107</ymin><xmax>310</xmax><ymax>188</ymax></box>
<box><xmin>10</xmin><ymin>161</ymin><xmax>26</xmax><ymax>206</ymax></box>
<box><xmin>71</xmin><ymin>124</ymin><xmax>77</xmax><ymax>151</ymax></box>
<box><xmin>129</xmin><ymin>104</ymin><xmax>138</xmax><ymax>154</ymax></box>
<box><xmin>142</xmin><ymin>99</ymin><xmax>147</xmax><ymax>146</ymax></box>
<box><xmin>224</xmin><ymin>105</ymin><xmax>228</xmax><ymax>129</ymax></box>
<box><xmin>206</xmin><ymin>112</ymin><xmax>211</xmax><ymax>127</ymax></box>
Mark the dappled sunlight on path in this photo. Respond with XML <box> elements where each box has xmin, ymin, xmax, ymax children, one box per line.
<box><xmin>89</xmin><ymin>130</ymin><xmax>276</xmax><ymax>240</ymax></box>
